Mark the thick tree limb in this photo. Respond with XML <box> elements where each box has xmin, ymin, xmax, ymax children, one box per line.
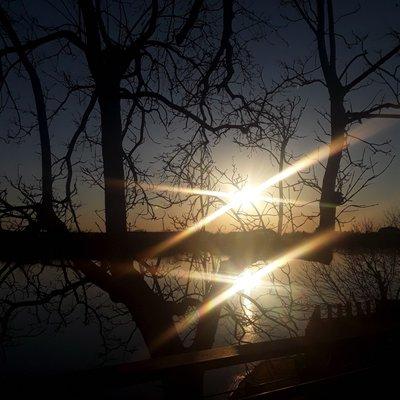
<box><xmin>0</xmin><ymin>229</ymin><xmax>399</xmax><ymax>265</ymax></box>
<box><xmin>0</xmin><ymin>30</ymin><xmax>85</xmax><ymax>56</ymax></box>
<box><xmin>175</xmin><ymin>0</ymin><xmax>204</xmax><ymax>45</ymax></box>
<box><xmin>126</xmin><ymin>89</ymin><xmax>254</xmax><ymax>133</ymax></box>
<box><xmin>345</xmin><ymin>43</ymin><xmax>400</xmax><ymax>91</ymax></box>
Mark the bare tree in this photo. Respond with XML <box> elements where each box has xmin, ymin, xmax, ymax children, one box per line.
<box><xmin>157</xmin><ymin>133</ymin><xmax>306</xmax><ymax>367</ymax></box>
<box><xmin>0</xmin><ymin>1</ymin><xmax>268</xmax><ymax>397</ymax></box>
<box><xmin>283</xmin><ymin>0</ymin><xmax>399</xmax><ymax>231</ymax></box>
<box><xmin>300</xmin><ymin>215</ymin><xmax>400</xmax><ymax>305</ymax></box>
<box><xmin>235</xmin><ymin>97</ymin><xmax>306</xmax><ymax>234</ymax></box>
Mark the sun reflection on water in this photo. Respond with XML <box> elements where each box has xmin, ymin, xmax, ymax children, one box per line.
<box><xmin>236</xmin><ymin>267</ymin><xmax>261</xmax><ymax>340</ymax></box>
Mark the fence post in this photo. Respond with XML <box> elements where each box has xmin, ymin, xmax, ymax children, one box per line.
<box><xmin>327</xmin><ymin>304</ymin><xmax>333</xmax><ymax>319</ymax></box>
<box><xmin>337</xmin><ymin>304</ymin><xmax>343</xmax><ymax>318</ymax></box>
<box><xmin>365</xmin><ymin>300</ymin><xmax>371</xmax><ymax>315</ymax></box>
<box><xmin>311</xmin><ymin>305</ymin><xmax>321</xmax><ymax>320</ymax></box>
<box><xmin>345</xmin><ymin>302</ymin><xmax>352</xmax><ymax>318</ymax></box>
<box><xmin>355</xmin><ymin>302</ymin><xmax>363</xmax><ymax>316</ymax></box>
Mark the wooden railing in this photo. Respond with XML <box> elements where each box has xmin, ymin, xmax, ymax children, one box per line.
<box><xmin>2</xmin><ymin>313</ymin><xmax>399</xmax><ymax>392</ymax></box>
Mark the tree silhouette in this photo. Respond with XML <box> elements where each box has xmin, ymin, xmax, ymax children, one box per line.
<box><xmin>300</xmin><ymin>212</ymin><xmax>400</xmax><ymax>307</ymax></box>
<box><xmin>1</xmin><ymin>2</ymin><xmax>400</xmax><ymax>398</ymax></box>
<box><xmin>0</xmin><ymin>1</ymin><xmax>267</xmax><ymax>397</ymax></box>
<box><xmin>284</xmin><ymin>0</ymin><xmax>399</xmax><ymax>230</ymax></box>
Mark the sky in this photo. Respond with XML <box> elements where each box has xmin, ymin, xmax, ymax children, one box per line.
<box><xmin>0</xmin><ymin>0</ymin><xmax>400</xmax><ymax>232</ymax></box>
<box><xmin>212</xmin><ymin>0</ymin><xmax>400</xmax><ymax>228</ymax></box>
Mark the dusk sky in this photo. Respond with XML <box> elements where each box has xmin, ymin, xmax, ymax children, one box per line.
<box><xmin>1</xmin><ymin>0</ymin><xmax>399</xmax><ymax>231</ymax></box>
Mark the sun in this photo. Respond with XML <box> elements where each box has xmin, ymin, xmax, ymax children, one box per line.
<box><xmin>235</xmin><ymin>267</ymin><xmax>263</xmax><ymax>294</ymax></box>
<box><xmin>230</xmin><ymin>186</ymin><xmax>261</xmax><ymax>208</ymax></box>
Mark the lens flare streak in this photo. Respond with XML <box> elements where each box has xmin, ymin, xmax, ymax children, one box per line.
<box><xmin>143</xmin><ymin>182</ymin><xmax>306</xmax><ymax>206</ymax></box>
<box><xmin>140</xmin><ymin>139</ymin><xmax>341</xmax><ymax>259</ymax></box>
<box><xmin>149</xmin><ymin>118</ymin><xmax>385</xmax><ymax>348</ymax></box>
<box><xmin>193</xmin><ymin>231</ymin><xmax>332</xmax><ymax>324</ymax></box>
<box><xmin>155</xmin><ymin>231</ymin><xmax>334</xmax><ymax>348</ymax></box>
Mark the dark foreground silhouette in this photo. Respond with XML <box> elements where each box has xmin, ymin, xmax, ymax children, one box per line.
<box><xmin>3</xmin><ymin>299</ymin><xmax>400</xmax><ymax>399</ymax></box>
<box><xmin>1</xmin><ymin>228</ymin><xmax>400</xmax><ymax>265</ymax></box>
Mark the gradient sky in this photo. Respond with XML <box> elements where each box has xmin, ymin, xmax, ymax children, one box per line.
<box><xmin>1</xmin><ymin>0</ymin><xmax>399</xmax><ymax>232</ymax></box>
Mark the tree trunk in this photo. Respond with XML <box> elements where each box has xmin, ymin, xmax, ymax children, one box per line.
<box><xmin>319</xmin><ymin>97</ymin><xmax>347</xmax><ymax>231</ymax></box>
<box><xmin>98</xmin><ymin>84</ymin><xmax>127</xmax><ymax>236</ymax></box>
<box><xmin>97</xmin><ymin>82</ymin><xmax>188</xmax><ymax>396</ymax></box>
<box><xmin>183</xmin><ymin>259</ymin><xmax>236</xmax><ymax>399</ymax></box>
<box><xmin>0</xmin><ymin>7</ymin><xmax>53</xmax><ymax>211</ymax></box>
<box><xmin>277</xmin><ymin>144</ymin><xmax>286</xmax><ymax>235</ymax></box>
<box><xmin>112</xmin><ymin>272</ymin><xmax>184</xmax><ymax>357</ymax></box>
<box><xmin>192</xmin><ymin>258</ymin><xmax>234</xmax><ymax>351</ymax></box>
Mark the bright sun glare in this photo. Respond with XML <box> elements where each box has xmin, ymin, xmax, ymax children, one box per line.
<box><xmin>229</xmin><ymin>187</ymin><xmax>260</xmax><ymax>208</ymax></box>
<box><xmin>149</xmin><ymin>126</ymin><xmax>385</xmax><ymax>349</ymax></box>
<box><xmin>235</xmin><ymin>268</ymin><xmax>262</xmax><ymax>293</ymax></box>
